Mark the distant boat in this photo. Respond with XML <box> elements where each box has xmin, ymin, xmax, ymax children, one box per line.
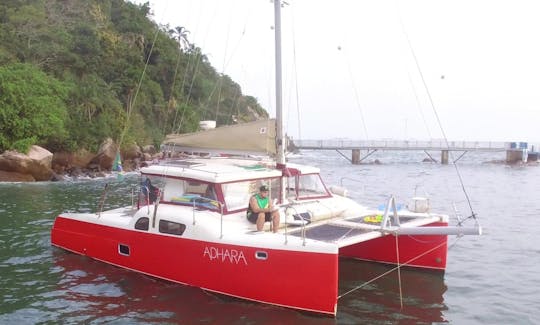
<box><xmin>198</xmin><ymin>120</ymin><xmax>216</xmax><ymax>130</ymax></box>
<box><xmin>50</xmin><ymin>1</ymin><xmax>481</xmax><ymax>316</ymax></box>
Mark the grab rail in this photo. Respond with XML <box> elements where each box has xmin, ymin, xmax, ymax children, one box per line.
<box><xmin>284</xmin><ymin>204</ymin><xmax>308</xmax><ymax>246</ymax></box>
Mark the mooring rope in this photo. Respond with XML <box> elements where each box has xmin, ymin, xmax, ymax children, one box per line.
<box><xmin>395</xmin><ymin>232</ymin><xmax>404</xmax><ymax>309</ymax></box>
<box><xmin>337</xmin><ymin>236</ymin><xmax>448</xmax><ymax>300</ymax></box>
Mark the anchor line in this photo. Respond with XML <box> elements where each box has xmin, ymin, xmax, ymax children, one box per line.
<box><xmin>404</xmin><ymin>234</ymin><xmax>448</xmax><ymax>245</ymax></box>
<box><xmin>395</xmin><ymin>232</ymin><xmax>404</xmax><ymax>309</ymax></box>
<box><xmin>337</xmin><ymin>237</ymin><xmax>448</xmax><ymax>300</ymax></box>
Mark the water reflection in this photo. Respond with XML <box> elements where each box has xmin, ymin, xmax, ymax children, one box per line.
<box><xmin>337</xmin><ymin>258</ymin><xmax>447</xmax><ymax>324</ymax></box>
<box><xmin>50</xmin><ymin>250</ymin><xmax>447</xmax><ymax>324</ymax></box>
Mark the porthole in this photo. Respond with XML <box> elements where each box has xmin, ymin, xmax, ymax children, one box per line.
<box><xmin>119</xmin><ymin>244</ymin><xmax>130</xmax><ymax>256</ymax></box>
<box><xmin>255</xmin><ymin>251</ymin><xmax>268</xmax><ymax>260</ymax></box>
<box><xmin>159</xmin><ymin>220</ymin><xmax>187</xmax><ymax>236</ymax></box>
<box><xmin>134</xmin><ymin>217</ymin><xmax>149</xmax><ymax>231</ymax></box>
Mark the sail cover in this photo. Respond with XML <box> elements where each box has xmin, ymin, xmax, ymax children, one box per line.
<box><xmin>163</xmin><ymin>119</ymin><xmax>277</xmax><ymax>156</ymax></box>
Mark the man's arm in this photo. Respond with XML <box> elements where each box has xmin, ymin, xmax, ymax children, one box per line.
<box><xmin>249</xmin><ymin>196</ymin><xmax>260</xmax><ymax>212</ymax></box>
<box><xmin>250</xmin><ymin>196</ymin><xmax>268</xmax><ymax>213</ymax></box>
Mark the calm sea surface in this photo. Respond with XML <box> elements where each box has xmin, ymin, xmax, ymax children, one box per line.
<box><xmin>1</xmin><ymin>150</ymin><xmax>539</xmax><ymax>324</ymax></box>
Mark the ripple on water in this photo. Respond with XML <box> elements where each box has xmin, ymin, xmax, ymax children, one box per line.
<box><xmin>2</xmin><ymin>152</ymin><xmax>540</xmax><ymax>323</ymax></box>
<box><xmin>3</xmin><ymin>253</ymin><xmax>51</xmax><ymax>266</ymax></box>
<box><xmin>0</xmin><ymin>308</ymin><xmax>55</xmax><ymax>324</ymax></box>
<box><xmin>70</xmin><ymin>283</ymin><xmax>125</xmax><ymax>298</ymax></box>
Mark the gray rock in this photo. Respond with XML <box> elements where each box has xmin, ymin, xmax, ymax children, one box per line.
<box><xmin>0</xmin><ymin>145</ymin><xmax>53</xmax><ymax>181</ymax></box>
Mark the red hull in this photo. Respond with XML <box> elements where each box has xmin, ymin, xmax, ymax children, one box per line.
<box><xmin>339</xmin><ymin>222</ymin><xmax>448</xmax><ymax>270</ymax></box>
<box><xmin>51</xmin><ymin>216</ymin><xmax>338</xmax><ymax>315</ymax></box>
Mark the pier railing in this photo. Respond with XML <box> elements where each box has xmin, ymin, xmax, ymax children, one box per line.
<box><xmin>292</xmin><ymin>139</ymin><xmax>508</xmax><ymax>152</ymax></box>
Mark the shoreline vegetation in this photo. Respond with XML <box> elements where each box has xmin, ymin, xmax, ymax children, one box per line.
<box><xmin>0</xmin><ymin>1</ymin><xmax>268</xmax><ymax>175</ymax></box>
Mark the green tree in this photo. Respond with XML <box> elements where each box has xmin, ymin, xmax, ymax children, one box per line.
<box><xmin>0</xmin><ymin>0</ymin><xmax>269</xmax><ymax>154</ymax></box>
<box><xmin>0</xmin><ymin>63</ymin><xmax>69</xmax><ymax>152</ymax></box>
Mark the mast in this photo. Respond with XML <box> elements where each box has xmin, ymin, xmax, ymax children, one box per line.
<box><xmin>274</xmin><ymin>0</ymin><xmax>285</xmax><ymax>166</ymax></box>
<box><xmin>274</xmin><ymin>0</ymin><xmax>288</xmax><ymax>204</ymax></box>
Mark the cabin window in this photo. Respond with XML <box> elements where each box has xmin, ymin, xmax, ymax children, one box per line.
<box><xmin>161</xmin><ymin>178</ymin><xmax>186</xmax><ymax>201</ymax></box>
<box><xmin>159</xmin><ymin>220</ymin><xmax>186</xmax><ymax>236</ymax></box>
<box><xmin>222</xmin><ymin>178</ymin><xmax>280</xmax><ymax>211</ymax></box>
<box><xmin>119</xmin><ymin>244</ymin><xmax>130</xmax><ymax>256</ymax></box>
<box><xmin>134</xmin><ymin>217</ymin><xmax>149</xmax><ymax>231</ymax></box>
<box><xmin>222</xmin><ymin>181</ymin><xmax>252</xmax><ymax>211</ymax></box>
<box><xmin>163</xmin><ymin>179</ymin><xmax>218</xmax><ymax>210</ymax></box>
<box><xmin>296</xmin><ymin>174</ymin><xmax>328</xmax><ymax>199</ymax></box>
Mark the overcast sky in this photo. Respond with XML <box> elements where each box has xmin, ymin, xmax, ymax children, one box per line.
<box><xmin>133</xmin><ymin>0</ymin><xmax>540</xmax><ymax>143</ymax></box>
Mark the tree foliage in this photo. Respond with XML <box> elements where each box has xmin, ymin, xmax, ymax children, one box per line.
<box><xmin>0</xmin><ymin>0</ymin><xmax>268</xmax><ymax>153</ymax></box>
<box><xmin>0</xmin><ymin>63</ymin><xmax>69</xmax><ymax>153</ymax></box>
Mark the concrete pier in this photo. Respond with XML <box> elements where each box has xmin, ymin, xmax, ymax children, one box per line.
<box><xmin>291</xmin><ymin>139</ymin><xmax>516</xmax><ymax>164</ymax></box>
<box><xmin>506</xmin><ymin>149</ymin><xmax>527</xmax><ymax>164</ymax></box>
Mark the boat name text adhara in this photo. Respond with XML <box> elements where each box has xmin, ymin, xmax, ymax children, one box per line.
<box><xmin>203</xmin><ymin>246</ymin><xmax>248</xmax><ymax>265</ymax></box>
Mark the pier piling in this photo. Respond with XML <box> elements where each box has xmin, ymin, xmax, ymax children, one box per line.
<box><xmin>441</xmin><ymin>150</ymin><xmax>449</xmax><ymax>164</ymax></box>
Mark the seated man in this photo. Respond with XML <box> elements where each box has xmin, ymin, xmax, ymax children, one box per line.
<box><xmin>247</xmin><ymin>185</ymin><xmax>280</xmax><ymax>233</ymax></box>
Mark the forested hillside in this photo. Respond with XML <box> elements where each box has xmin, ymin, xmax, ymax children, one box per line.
<box><xmin>0</xmin><ymin>0</ymin><xmax>268</xmax><ymax>153</ymax></box>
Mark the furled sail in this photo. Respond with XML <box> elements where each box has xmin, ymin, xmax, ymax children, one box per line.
<box><xmin>162</xmin><ymin>119</ymin><xmax>277</xmax><ymax>156</ymax></box>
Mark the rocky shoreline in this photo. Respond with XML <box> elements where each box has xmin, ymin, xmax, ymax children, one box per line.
<box><xmin>0</xmin><ymin>138</ymin><xmax>164</xmax><ymax>182</ymax></box>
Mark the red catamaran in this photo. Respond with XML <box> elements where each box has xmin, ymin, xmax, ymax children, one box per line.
<box><xmin>51</xmin><ymin>1</ymin><xmax>481</xmax><ymax>316</ymax></box>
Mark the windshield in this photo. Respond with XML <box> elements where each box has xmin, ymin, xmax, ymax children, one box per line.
<box><xmin>287</xmin><ymin>174</ymin><xmax>329</xmax><ymax>199</ymax></box>
<box><xmin>222</xmin><ymin>178</ymin><xmax>280</xmax><ymax>212</ymax></box>
<box><xmin>142</xmin><ymin>175</ymin><xmax>218</xmax><ymax>210</ymax></box>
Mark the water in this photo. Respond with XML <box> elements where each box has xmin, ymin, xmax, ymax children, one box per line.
<box><xmin>1</xmin><ymin>150</ymin><xmax>539</xmax><ymax>324</ymax></box>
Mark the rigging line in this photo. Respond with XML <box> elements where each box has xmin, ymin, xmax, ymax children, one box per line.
<box><xmin>209</xmin><ymin>10</ymin><xmax>249</xmax><ymax>122</ymax></box>
<box><xmin>289</xmin><ymin>2</ymin><xmax>302</xmax><ymax>140</ymax></box>
<box><xmin>342</xmin><ymin>47</ymin><xmax>370</xmax><ymax>140</ymax></box>
<box><xmin>171</xmin><ymin>0</ymin><xmax>203</xmax><ymax>133</ymax></box>
<box><xmin>176</xmin><ymin>2</ymin><xmax>218</xmax><ymax>133</ymax></box>
<box><xmin>211</xmin><ymin>0</ymin><xmax>252</xmax><ymax>123</ymax></box>
<box><xmin>118</xmin><ymin>16</ymin><xmax>162</xmax><ymax>148</ymax></box>
<box><xmin>199</xmin><ymin>1</ymin><xmax>248</xmax><ymax>123</ymax></box>
<box><xmin>406</xmin><ymin>70</ymin><xmax>432</xmax><ymax>138</ymax></box>
<box><xmin>171</xmin><ymin>47</ymin><xmax>192</xmax><ymax>132</ymax></box>
<box><xmin>228</xmin><ymin>3</ymin><xmax>257</xmax><ymax>123</ymax></box>
<box><xmin>226</xmin><ymin>36</ymin><xmax>249</xmax><ymax>123</ymax></box>
<box><xmin>213</xmin><ymin>2</ymin><xmax>235</xmax><ymax>122</ymax></box>
<box><xmin>171</xmin><ymin>34</ymin><xmax>195</xmax><ymax>132</ymax></box>
<box><xmin>395</xmin><ymin>234</ymin><xmax>404</xmax><ymax>309</ymax></box>
<box><xmin>338</xmin><ymin>238</ymin><xmax>447</xmax><ymax>300</ymax></box>
<box><xmin>205</xmin><ymin>0</ymin><xmax>256</xmax><ymax>124</ymax></box>
<box><xmin>396</xmin><ymin>8</ymin><xmax>476</xmax><ymax>219</ymax></box>
<box><xmin>178</xmin><ymin>50</ymin><xmax>204</xmax><ymax>132</ymax></box>
<box><xmin>164</xmin><ymin>39</ymin><xmax>184</xmax><ymax>133</ymax></box>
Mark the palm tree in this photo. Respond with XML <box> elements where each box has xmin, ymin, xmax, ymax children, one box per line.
<box><xmin>169</xmin><ymin>26</ymin><xmax>190</xmax><ymax>51</ymax></box>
